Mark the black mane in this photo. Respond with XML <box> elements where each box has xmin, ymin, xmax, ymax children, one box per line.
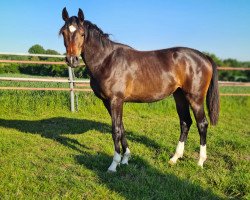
<box><xmin>85</xmin><ymin>20</ymin><xmax>133</xmax><ymax>50</ymax></box>
<box><xmin>84</xmin><ymin>20</ymin><xmax>110</xmax><ymax>38</ymax></box>
<box><xmin>84</xmin><ymin>20</ymin><xmax>111</xmax><ymax>48</ymax></box>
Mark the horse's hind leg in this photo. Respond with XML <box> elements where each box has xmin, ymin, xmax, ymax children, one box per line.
<box><xmin>169</xmin><ymin>89</ymin><xmax>192</xmax><ymax>165</ymax></box>
<box><xmin>188</xmin><ymin>96</ymin><xmax>208</xmax><ymax>167</ymax></box>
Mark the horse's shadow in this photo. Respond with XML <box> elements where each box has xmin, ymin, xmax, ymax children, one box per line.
<box><xmin>0</xmin><ymin>117</ymin><xmax>221</xmax><ymax>199</ymax></box>
<box><xmin>0</xmin><ymin>117</ymin><xmax>165</xmax><ymax>153</ymax></box>
<box><xmin>76</xmin><ymin>151</ymin><xmax>221</xmax><ymax>200</ymax></box>
<box><xmin>0</xmin><ymin>117</ymin><xmax>108</xmax><ymax>153</ymax></box>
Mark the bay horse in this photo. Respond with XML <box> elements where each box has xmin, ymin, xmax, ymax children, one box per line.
<box><xmin>60</xmin><ymin>8</ymin><xmax>219</xmax><ymax>172</ymax></box>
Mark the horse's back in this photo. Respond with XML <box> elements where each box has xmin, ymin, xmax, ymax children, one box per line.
<box><xmin>120</xmin><ymin>47</ymin><xmax>213</xmax><ymax>102</ymax></box>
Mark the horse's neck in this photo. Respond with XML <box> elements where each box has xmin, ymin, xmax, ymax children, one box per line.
<box><xmin>82</xmin><ymin>37</ymin><xmax>115</xmax><ymax>75</ymax></box>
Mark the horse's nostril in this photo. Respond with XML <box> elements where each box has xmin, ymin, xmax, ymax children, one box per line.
<box><xmin>65</xmin><ymin>56</ymin><xmax>79</xmax><ymax>67</ymax></box>
<box><xmin>65</xmin><ymin>56</ymin><xmax>71</xmax><ymax>64</ymax></box>
<box><xmin>65</xmin><ymin>57</ymin><xmax>69</xmax><ymax>64</ymax></box>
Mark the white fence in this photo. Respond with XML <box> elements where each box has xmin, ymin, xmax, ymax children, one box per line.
<box><xmin>0</xmin><ymin>52</ymin><xmax>89</xmax><ymax>112</ymax></box>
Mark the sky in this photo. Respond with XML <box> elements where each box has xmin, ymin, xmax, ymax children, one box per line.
<box><xmin>0</xmin><ymin>0</ymin><xmax>249</xmax><ymax>61</ymax></box>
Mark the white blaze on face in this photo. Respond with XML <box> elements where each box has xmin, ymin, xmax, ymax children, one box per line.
<box><xmin>69</xmin><ymin>25</ymin><xmax>77</xmax><ymax>33</ymax></box>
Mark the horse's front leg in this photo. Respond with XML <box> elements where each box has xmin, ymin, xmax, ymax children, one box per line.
<box><xmin>107</xmin><ymin>97</ymin><xmax>130</xmax><ymax>172</ymax></box>
<box><xmin>108</xmin><ymin>97</ymin><xmax>123</xmax><ymax>172</ymax></box>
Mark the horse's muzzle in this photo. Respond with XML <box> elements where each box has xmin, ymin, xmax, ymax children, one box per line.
<box><xmin>65</xmin><ymin>55</ymin><xmax>80</xmax><ymax>68</ymax></box>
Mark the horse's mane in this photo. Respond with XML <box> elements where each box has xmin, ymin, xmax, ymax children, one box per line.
<box><xmin>84</xmin><ymin>20</ymin><xmax>110</xmax><ymax>38</ymax></box>
<box><xmin>84</xmin><ymin>20</ymin><xmax>111</xmax><ymax>48</ymax></box>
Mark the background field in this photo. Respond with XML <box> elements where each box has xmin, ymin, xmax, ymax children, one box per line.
<box><xmin>0</xmin><ymin>86</ymin><xmax>249</xmax><ymax>199</ymax></box>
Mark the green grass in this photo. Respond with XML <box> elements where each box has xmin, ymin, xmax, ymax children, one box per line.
<box><xmin>0</xmin><ymin>87</ymin><xmax>249</xmax><ymax>199</ymax></box>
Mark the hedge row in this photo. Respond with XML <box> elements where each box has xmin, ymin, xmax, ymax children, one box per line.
<box><xmin>0</xmin><ymin>63</ymin><xmax>88</xmax><ymax>78</ymax></box>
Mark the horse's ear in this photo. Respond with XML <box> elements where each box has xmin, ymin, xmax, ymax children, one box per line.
<box><xmin>78</xmin><ymin>8</ymin><xmax>84</xmax><ymax>23</ymax></box>
<box><xmin>62</xmin><ymin>7</ymin><xmax>69</xmax><ymax>21</ymax></box>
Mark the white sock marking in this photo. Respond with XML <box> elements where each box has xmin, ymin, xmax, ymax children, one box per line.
<box><xmin>108</xmin><ymin>151</ymin><xmax>121</xmax><ymax>172</ymax></box>
<box><xmin>170</xmin><ymin>141</ymin><xmax>185</xmax><ymax>163</ymax></box>
<box><xmin>198</xmin><ymin>145</ymin><xmax>207</xmax><ymax>167</ymax></box>
<box><xmin>69</xmin><ymin>25</ymin><xmax>77</xmax><ymax>33</ymax></box>
<box><xmin>121</xmin><ymin>148</ymin><xmax>131</xmax><ymax>165</ymax></box>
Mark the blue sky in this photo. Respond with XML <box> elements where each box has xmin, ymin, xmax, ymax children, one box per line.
<box><xmin>0</xmin><ymin>0</ymin><xmax>249</xmax><ymax>61</ymax></box>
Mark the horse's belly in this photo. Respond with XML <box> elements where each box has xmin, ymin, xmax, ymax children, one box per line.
<box><xmin>124</xmin><ymin>84</ymin><xmax>175</xmax><ymax>103</ymax></box>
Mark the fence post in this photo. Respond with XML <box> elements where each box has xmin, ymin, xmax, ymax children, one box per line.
<box><xmin>68</xmin><ymin>66</ymin><xmax>75</xmax><ymax>112</ymax></box>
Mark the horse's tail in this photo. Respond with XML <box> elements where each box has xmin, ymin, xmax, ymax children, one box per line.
<box><xmin>206</xmin><ymin>55</ymin><xmax>220</xmax><ymax>126</ymax></box>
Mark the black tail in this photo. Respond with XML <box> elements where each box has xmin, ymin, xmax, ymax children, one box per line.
<box><xmin>206</xmin><ymin>56</ymin><xmax>220</xmax><ymax>125</ymax></box>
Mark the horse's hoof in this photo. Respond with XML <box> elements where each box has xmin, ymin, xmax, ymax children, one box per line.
<box><xmin>121</xmin><ymin>158</ymin><xmax>129</xmax><ymax>165</ymax></box>
<box><xmin>197</xmin><ymin>162</ymin><xmax>204</xmax><ymax>169</ymax></box>
<box><xmin>168</xmin><ymin>159</ymin><xmax>176</xmax><ymax>165</ymax></box>
<box><xmin>107</xmin><ymin>169</ymin><xmax>116</xmax><ymax>173</ymax></box>
<box><xmin>107</xmin><ymin>165</ymin><xmax>118</xmax><ymax>173</ymax></box>
<box><xmin>197</xmin><ymin>156</ymin><xmax>206</xmax><ymax>168</ymax></box>
<box><xmin>121</xmin><ymin>148</ymin><xmax>131</xmax><ymax>165</ymax></box>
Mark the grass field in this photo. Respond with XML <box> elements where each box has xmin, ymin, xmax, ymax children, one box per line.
<box><xmin>0</xmin><ymin>85</ymin><xmax>249</xmax><ymax>199</ymax></box>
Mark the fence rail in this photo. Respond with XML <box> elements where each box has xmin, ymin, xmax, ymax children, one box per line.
<box><xmin>219</xmin><ymin>93</ymin><xmax>250</xmax><ymax>96</ymax></box>
<box><xmin>0</xmin><ymin>87</ymin><xmax>92</xmax><ymax>92</ymax></box>
<box><xmin>217</xmin><ymin>67</ymin><xmax>250</xmax><ymax>71</ymax></box>
<box><xmin>0</xmin><ymin>59</ymin><xmax>84</xmax><ymax>66</ymax></box>
<box><xmin>0</xmin><ymin>59</ymin><xmax>66</xmax><ymax>65</ymax></box>
<box><xmin>219</xmin><ymin>81</ymin><xmax>250</xmax><ymax>87</ymax></box>
<box><xmin>0</xmin><ymin>52</ymin><xmax>65</xmax><ymax>58</ymax></box>
<box><xmin>0</xmin><ymin>77</ymin><xmax>89</xmax><ymax>83</ymax></box>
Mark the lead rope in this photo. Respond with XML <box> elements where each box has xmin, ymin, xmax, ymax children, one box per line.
<box><xmin>72</xmin><ymin>68</ymin><xmax>79</xmax><ymax>112</ymax></box>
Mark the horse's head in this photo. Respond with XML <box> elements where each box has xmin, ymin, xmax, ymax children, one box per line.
<box><xmin>60</xmin><ymin>7</ymin><xmax>85</xmax><ymax>68</ymax></box>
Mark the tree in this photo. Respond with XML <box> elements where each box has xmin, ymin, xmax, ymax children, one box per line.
<box><xmin>28</xmin><ymin>44</ymin><xmax>46</xmax><ymax>54</ymax></box>
<box><xmin>203</xmin><ymin>52</ymin><xmax>223</xmax><ymax>66</ymax></box>
<box><xmin>45</xmin><ymin>49</ymin><xmax>60</xmax><ymax>55</ymax></box>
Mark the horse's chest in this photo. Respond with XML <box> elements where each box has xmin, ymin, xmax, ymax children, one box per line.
<box><xmin>90</xmin><ymin>79</ymin><xmax>109</xmax><ymax>99</ymax></box>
